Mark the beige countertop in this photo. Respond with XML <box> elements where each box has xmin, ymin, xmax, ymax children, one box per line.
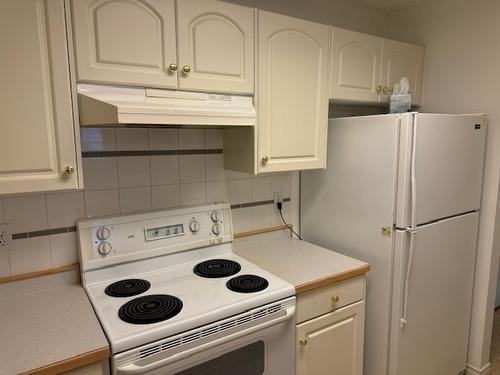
<box><xmin>234</xmin><ymin>230</ymin><xmax>370</xmax><ymax>294</ymax></box>
<box><xmin>0</xmin><ymin>270</ymin><xmax>110</xmax><ymax>375</ymax></box>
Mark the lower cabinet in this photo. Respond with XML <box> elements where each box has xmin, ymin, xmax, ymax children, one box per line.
<box><xmin>62</xmin><ymin>360</ymin><xmax>110</xmax><ymax>375</ymax></box>
<box><xmin>295</xmin><ymin>276</ymin><xmax>365</xmax><ymax>375</ymax></box>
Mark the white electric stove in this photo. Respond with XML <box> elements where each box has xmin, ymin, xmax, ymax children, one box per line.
<box><xmin>78</xmin><ymin>204</ymin><xmax>296</xmax><ymax>375</ymax></box>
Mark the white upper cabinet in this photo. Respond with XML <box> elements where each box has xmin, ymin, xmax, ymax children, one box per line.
<box><xmin>331</xmin><ymin>27</ymin><xmax>382</xmax><ymax>103</ymax></box>
<box><xmin>176</xmin><ymin>0</ymin><xmax>254</xmax><ymax>94</ymax></box>
<box><xmin>0</xmin><ymin>0</ymin><xmax>80</xmax><ymax>195</ymax></box>
<box><xmin>71</xmin><ymin>0</ymin><xmax>254</xmax><ymax>94</ymax></box>
<box><xmin>257</xmin><ymin>11</ymin><xmax>330</xmax><ymax>173</ymax></box>
<box><xmin>71</xmin><ymin>0</ymin><xmax>178</xmax><ymax>88</ymax></box>
<box><xmin>330</xmin><ymin>27</ymin><xmax>424</xmax><ymax>106</ymax></box>
<box><xmin>381</xmin><ymin>39</ymin><xmax>425</xmax><ymax>106</ymax></box>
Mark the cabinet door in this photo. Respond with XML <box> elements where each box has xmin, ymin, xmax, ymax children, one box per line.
<box><xmin>0</xmin><ymin>0</ymin><xmax>79</xmax><ymax>194</ymax></box>
<box><xmin>71</xmin><ymin>0</ymin><xmax>178</xmax><ymax>88</ymax></box>
<box><xmin>257</xmin><ymin>11</ymin><xmax>330</xmax><ymax>173</ymax></box>
<box><xmin>381</xmin><ymin>39</ymin><xmax>425</xmax><ymax>105</ymax></box>
<box><xmin>330</xmin><ymin>27</ymin><xmax>382</xmax><ymax>103</ymax></box>
<box><xmin>296</xmin><ymin>301</ymin><xmax>365</xmax><ymax>375</ymax></box>
<box><xmin>176</xmin><ymin>0</ymin><xmax>254</xmax><ymax>94</ymax></box>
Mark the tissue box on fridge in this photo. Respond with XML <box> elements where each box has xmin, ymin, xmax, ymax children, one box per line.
<box><xmin>390</xmin><ymin>94</ymin><xmax>411</xmax><ymax>113</ymax></box>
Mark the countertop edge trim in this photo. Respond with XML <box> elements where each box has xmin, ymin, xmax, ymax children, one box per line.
<box><xmin>20</xmin><ymin>346</ymin><xmax>111</xmax><ymax>375</ymax></box>
<box><xmin>0</xmin><ymin>263</ymin><xmax>80</xmax><ymax>284</ymax></box>
<box><xmin>233</xmin><ymin>225</ymin><xmax>291</xmax><ymax>239</ymax></box>
<box><xmin>295</xmin><ymin>264</ymin><xmax>371</xmax><ymax>294</ymax></box>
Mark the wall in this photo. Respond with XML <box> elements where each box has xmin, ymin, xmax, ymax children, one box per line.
<box><xmin>223</xmin><ymin>0</ymin><xmax>391</xmax><ymax>36</ymax></box>
<box><xmin>0</xmin><ymin>128</ymin><xmax>294</xmax><ymax>278</ymax></box>
<box><xmin>387</xmin><ymin>1</ymin><xmax>500</xmax><ymax>373</ymax></box>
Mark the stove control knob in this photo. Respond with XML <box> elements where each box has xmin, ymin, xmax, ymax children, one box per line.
<box><xmin>189</xmin><ymin>220</ymin><xmax>200</xmax><ymax>233</ymax></box>
<box><xmin>210</xmin><ymin>211</ymin><xmax>221</xmax><ymax>222</ymax></box>
<box><xmin>96</xmin><ymin>227</ymin><xmax>111</xmax><ymax>241</ymax></box>
<box><xmin>97</xmin><ymin>241</ymin><xmax>112</xmax><ymax>256</ymax></box>
<box><xmin>212</xmin><ymin>224</ymin><xmax>222</xmax><ymax>236</ymax></box>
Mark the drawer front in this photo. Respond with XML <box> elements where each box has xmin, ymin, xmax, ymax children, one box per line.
<box><xmin>296</xmin><ymin>276</ymin><xmax>365</xmax><ymax>324</ymax></box>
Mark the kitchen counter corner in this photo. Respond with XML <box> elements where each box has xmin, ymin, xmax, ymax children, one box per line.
<box><xmin>234</xmin><ymin>230</ymin><xmax>370</xmax><ymax>293</ymax></box>
<box><xmin>0</xmin><ymin>271</ymin><xmax>110</xmax><ymax>375</ymax></box>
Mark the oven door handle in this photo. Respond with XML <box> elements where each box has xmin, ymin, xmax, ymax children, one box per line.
<box><xmin>116</xmin><ymin>305</ymin><xmax>295</xmax><ymax>375</ymax></box>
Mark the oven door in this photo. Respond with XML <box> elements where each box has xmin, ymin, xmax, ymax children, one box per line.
<box><xmin>113</xmin><ymin>297</ymin><xmax>296</xmax><ymax>375</ymax></box>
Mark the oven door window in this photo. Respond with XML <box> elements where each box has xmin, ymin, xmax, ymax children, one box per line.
<box><xmin>174</xmin><ymin>341</ymin><xmax>265</xmax><ymax>375</ymax></box>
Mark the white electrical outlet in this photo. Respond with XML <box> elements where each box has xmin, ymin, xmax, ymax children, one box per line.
<box><xmin>273</xmin><ymin>191</ymin><xmax>283</xmax><ymax>205</ymax></box>
<box><xmin>0</xmin><ymin>224</ymin><xmax>13</xmax><ymax>251</ymax></box>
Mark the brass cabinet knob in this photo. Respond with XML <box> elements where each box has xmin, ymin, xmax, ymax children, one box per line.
<box><xmin>262</xmin><ymin>156</ymin><xmax>269</xmax><ymax>163</ymax></box>
<box><xmin>168</xmin><ymin>63</ymin><xmax>177</xmax><ymax>72</ymax></box>
<box><xmin>299</xmin><ymin>338</ymin><xmax>308</xmax><ymax>346</ymax></box>
<box><xmin>182</xmin><ymin>65</ymin><xmax>191</xmax><ymax>74</ymax></box>
<box><xmin>331</xmin><ymin>295</ymin><xmax>340</xmax><ymax>303</ymax></box>
<box><xmin>64</xmin><ymin>166</ymin><xmax>75</xmax><ymax>175</ymax></box>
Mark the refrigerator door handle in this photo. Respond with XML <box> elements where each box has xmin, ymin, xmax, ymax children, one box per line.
<box><xmin>400</xmin><ymin>227</ymin><xmax>417</xmax><ymax>328</ymax></box>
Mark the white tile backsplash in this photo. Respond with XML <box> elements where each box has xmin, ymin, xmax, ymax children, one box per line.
<box><xmin>251</xmin><ymin>176</ymin><xmax>272</xmax><ymax>202</ymax></box>
<box><xmin>83</xmin><ymin>157</ymin><xmax>119</xmax><ymax>190</ymax></box>
<box><xmin>180</xmin><ymin>155</ymin><xmax>205</xmax><ymax>184</ymax></box>
<box><xmin>4</xmin><ymin>194</ymin><xmax>47</xmax><ymax>233</ymax></box>
<box><xmin>0</xmin><ymin>127</ymin><xmax>295</xmax><ymax>278</ymax></box>
<box><xmin>118</xmin><ymin>156</ymin><xmax>151</xmax><ymax>188</ymax></box>
<box><xmin>116</xmin><ymin>128</ymin><xmax>149</xmax><ymax>150</ymax></box>
<box><xmin>148</xmin><ymin>129</ymin><xmax>178</xmax><ymax>150</ymax></box>
<box><xmin>206</xmin><ymin>154</ymin><xmax>227</xmax><ymax>182</ymax></box>
<box><xmin>232</xmin><ymin>207</ymin><xmax>252</xmax><ymax>234</ymax></box>
<box><xmin>81</xmin><ymin>127</ymin><xmax>116</xmax><ymax>152</ymax></box>
<box><xmin>229</xmin><ymin>179</ymin><xmax>251</xmax><ymax>204</ymax></box>
<box><xmin>84</xmin><ymin>189</ymin><xmax>120</xmax><ymax>217</ymax></box>
<box><xmin>180</xmin><ymin>183</ymin><xmax>207</xmax><ymax>206</ymax></box>
<box><xmin>119</xmin><ymin>187</ymin><xmax>152</xmax><ymax>213</ymax></box>
<box><xmin>46</xmin><ymin>191</ymin><xmax>84</xmax><ymax>229</ymax></box>
<box><xmin>10</xmin><ymin>237</ymin><xmax>51</xmax><ymax>274</ymax></box>
<box><xmin>150</xmin><ymin>155</ymin><xmax>180</xmax><ymax>185</ymax></box>
<box><xmin>49</xmin><ymin>232</ymin><xmax>78</xmax><ymax>267</ymax></box>
<box><xmin>151</xmin><ymin>185</ymin><xmax>181</xmax><ymax>209</ymax></box>
<box><xmin>206</xmin><ymin>181</ymin><xmax>229</xmax><ymax>203</ymax></box>
<box><xmin>179</xmin><ymin>129</ymin><xmax>205</xmax><ymax>149</ymax></box>
<box><xmin>252</xmin><ymin>205</ymin><xmax>273</xmax><ymax>230</ymax></box>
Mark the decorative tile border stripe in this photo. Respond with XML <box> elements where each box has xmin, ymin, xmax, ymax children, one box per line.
<box><xmin>231</xmin><ymin>197</ymin><xmax>291</xmax><ymax>209</ymax></box>
<box><xmin>12</xmin><ymin>226</ymin><xmax>77</xmax><ymax>240</ymax></box>
<box><xmin>11</xmin><ymin>198</ymin><xmax>290</xmax><ymax>240</ymax></box>
<box><xmin>82</xmin><ymin>149</ymin><xmax>223</xmax><ymax>157</ymax></box>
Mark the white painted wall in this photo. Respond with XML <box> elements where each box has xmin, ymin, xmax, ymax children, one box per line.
<box><xmin>222</xmin><ymin>0</ymin><xmax>390</xmax><ymax>36</ymax></box>
<box><xmin>387</xmin><ymin>1</ymin><xmax>500</xmax><ymax>373</ymax></box>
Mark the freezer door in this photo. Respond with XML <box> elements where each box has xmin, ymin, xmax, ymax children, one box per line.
<box><xmin>389</xmin><ymin>212</ymin><xmax>479</xmax><ymax>375</ymax></box>
<box><xmin>396</xmin><ymin>114</ymin><xmax>486</xmax><ymax>227</ymax></box>
<box><xmin>301</xmin><ymin>114</ymin><xmax>400</xmax><ymax>375</ymax></box>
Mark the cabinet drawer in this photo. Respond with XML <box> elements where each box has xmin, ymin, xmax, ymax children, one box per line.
<box><xmin>296</xmin><ymin>276</ymin><xmax>365</xmax><ymax>323</ymax></box>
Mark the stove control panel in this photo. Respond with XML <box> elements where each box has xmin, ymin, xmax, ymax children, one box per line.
<box><xmin>77</xmin><ymin>204</ymin><xmax>233</xmax><ymax>266</ymax></box>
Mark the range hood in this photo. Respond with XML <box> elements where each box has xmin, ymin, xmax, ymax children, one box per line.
<box><xmin>77</xmin><ymin>84</ymin><xmax>256</xmax><ymax>126</ymax></box>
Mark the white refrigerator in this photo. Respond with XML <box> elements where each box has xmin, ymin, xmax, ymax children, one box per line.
<box><xmin>301</xmin><ymin>113</ymin><xmax>486</xmax><ymax>375</ymax></box>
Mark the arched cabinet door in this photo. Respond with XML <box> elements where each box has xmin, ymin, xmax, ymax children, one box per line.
<box><xmin>257</xmin><ymin>11</ymin><xmax>330</xmax><ymax>173</ymax></box>
<box><xmin>176</xmin><ymin>0</ymin><xmax>254</xmax><ymax>94</ymax></box>
<box><xmin>381</xmin><ymin>39</ymin><xmax>425</xmax><ymax>106</ymax></box>
<box><xmin>330</xmin><ymin>27</ymin><xmax>382</xmax><ymax>103</ymax></box>
<box><xmin>71</xmin><ymin>0</ymin><xmax>178</xmax><ymax>88</ymax></box>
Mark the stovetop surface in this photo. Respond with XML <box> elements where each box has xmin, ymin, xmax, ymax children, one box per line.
<box><xmin>85</xmin><ymin>251</ymin><xmax>294</xmax><ymax>353</ymax></box>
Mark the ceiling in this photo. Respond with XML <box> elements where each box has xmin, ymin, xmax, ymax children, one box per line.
<box><xmin>347</xmin><ymin>0</ymin><xmax>430</xmax><ymax>12</ymax></box>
